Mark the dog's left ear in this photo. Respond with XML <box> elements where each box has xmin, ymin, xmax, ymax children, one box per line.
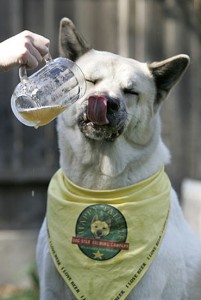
<box><xmin>149</xmin><ymin>54</ymin><xmax>190</xmax><ymax>106</ymax></box>
<box><xmin>59</xmin><ymin>17</ymin><xmax>92</xmax><ymax>61</ymax></box>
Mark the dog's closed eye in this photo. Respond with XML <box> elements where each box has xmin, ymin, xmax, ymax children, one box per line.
<box><xmin>123</xmin><ymin>88</ymin><xmax>139</xmax><ymax>96</ymax></box>
<box><xmin>86</xmin><ymin>79</ymin><xmax>99</xmax><ymax>85</ymax></box>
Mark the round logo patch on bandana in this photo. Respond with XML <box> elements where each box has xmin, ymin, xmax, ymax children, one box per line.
<box><xmin>72</xmin><ymin>204</ymin><xmax>129</xmax><ymax>261</ymax></box>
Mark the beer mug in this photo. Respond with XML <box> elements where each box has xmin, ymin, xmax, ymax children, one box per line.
<box><xmin>11</xmin><ymin>54</ymin><xmax>86</xmax><ymax>128</ymax></box>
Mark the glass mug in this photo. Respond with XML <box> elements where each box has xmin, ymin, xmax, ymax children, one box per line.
<box><xmin>11</xmin><ymin>54</ymin><xmax>86</xmax><ymax>128</ymax></box>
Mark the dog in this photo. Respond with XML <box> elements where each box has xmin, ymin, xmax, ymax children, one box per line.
<box><xmin>36</xmin><ymin>18</ymin><xmax>201</xmax><ymax>300</ymax></box>
<box><xmin>91</xmin><ymin>215</ymin><xmax>111</xmax><ymax>239</ymax></box>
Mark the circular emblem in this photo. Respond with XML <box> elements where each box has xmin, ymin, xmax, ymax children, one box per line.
<box><xmin>73</xmin><ymin>204</ymin><xmax>128</xmax><ymax>261</ymax></box>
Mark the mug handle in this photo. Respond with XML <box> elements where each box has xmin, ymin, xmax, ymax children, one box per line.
<box><xmin>19</xmin><ymin>52</ymin><xmax>53</xmax><ymax>83</ymax></box>
<box><xmin>44</xmin><ymin>52</ymin><xmax>53</xmax><ymax>64</ymax></box>
<box><xmin>19</xmin><ymin>65</ymin><xmax>28</xmax><ymax>84</ymax></box>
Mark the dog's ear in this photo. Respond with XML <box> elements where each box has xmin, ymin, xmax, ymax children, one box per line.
<box><xmin>59</xmin><ymin>17</ymin><xmax>92</xmax><ymax>61</ymax></box>
<box><xmin>149</xmin><ymin>54</ymin><xmax>190</xmax><ymax>106</ymax></box>
<box><xmin>106</xmin><ymin>218</ymin><xmax>112</xmax><ymax>228</ymax></box>
<box><xmin>92</xmin><ymin>215</ymin><xmax>99</xmax><ymax>224</ymax></box>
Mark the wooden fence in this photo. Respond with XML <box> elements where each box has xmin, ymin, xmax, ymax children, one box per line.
<box><xmin>0</xmin><ymin>0</ymin><xmax>201</xmax><ymax>229</ymax></box>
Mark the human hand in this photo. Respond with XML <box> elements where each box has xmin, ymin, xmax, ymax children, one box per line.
<box><xmin>0</xmin><ymin>30</ymin><xmax>50</xmax><ymax>71</ymax></box>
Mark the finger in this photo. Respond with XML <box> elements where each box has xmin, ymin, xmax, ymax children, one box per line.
<box><xmin>27</xmin><ymin>42</ymin><xmax>44</xmax><ymax>63</ymax></box>
<box><xmin>18</xmin><ymin>50</ymin><xmax>41</xmax><ymax>69</ymax></box>
<box><xmin>19</xmin><ymin>41</ymin><xmax>45</xmax><ymax>68</ymax></box>
<box><xmin>18</xmin><ymin>54</ymin><xmax>38</xmax><ymax>69</ymax></box>
<box><xmin>28</xmin><ymin>32</ymin><xmax>50</xmax><ymax>57</ymax></box>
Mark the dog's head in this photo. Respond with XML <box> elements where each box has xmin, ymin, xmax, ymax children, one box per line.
<box><xmin>91</xmin><ymin>215</ymin><xmax>111</xmax><ymax>239</ymax></box>
<box><xmin>57</xmin><ymin>18</ymin><xmax>189</xmax><ymax>187</ymax></box>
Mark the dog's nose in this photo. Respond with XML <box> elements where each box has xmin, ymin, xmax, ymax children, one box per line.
<box><xmin>97</xmin><ymin>230</ymin><xmax>103</xmax><ymax>237</ymax></box>
<box><xmin>107</xmin><ymin>96</ymin><xmax>120</xmax><ymax>115</ymax></box>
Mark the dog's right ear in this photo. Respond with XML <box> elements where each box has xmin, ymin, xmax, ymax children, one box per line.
<box><xmin>59</xmin><ymin>18</ymin><xmax>92</xmax><ymax>61</ymax></box>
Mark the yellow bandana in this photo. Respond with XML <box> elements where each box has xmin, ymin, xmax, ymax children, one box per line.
<box><xmin>47</xmin><ymin>168</ymin><xmax>170</xmax><ymax>300</ymax></box>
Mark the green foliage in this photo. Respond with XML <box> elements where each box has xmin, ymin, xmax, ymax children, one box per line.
<box><xmin>0</xmin><ymin>289</ymin><xmax>39</xmax><ymax>300</ymax></box>
<box><xmin>0</xmin><ymin>263</ymin><xmax>39</xmax><ymax>300</ymax></box>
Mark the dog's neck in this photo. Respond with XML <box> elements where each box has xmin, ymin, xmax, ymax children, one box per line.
<box><xmin>58</xmin><ymin>120</ymin><xmax>170</xmax><ymax>190</ymax></box>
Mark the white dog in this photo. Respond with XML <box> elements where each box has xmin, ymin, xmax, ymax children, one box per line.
<box><xmin>36</xmin><ymin>18</ymin><xmax>201</xmax><ymax>300</ymax></box>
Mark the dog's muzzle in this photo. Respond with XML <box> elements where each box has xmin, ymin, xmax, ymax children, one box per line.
<box><xmin>78</xmin><ymin>93</ymin><xmax>127</xmax><ymax>141</ymax></box>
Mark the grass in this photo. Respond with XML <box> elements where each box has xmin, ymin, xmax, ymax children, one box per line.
<box><xmin>0</xmin><ymin>263</ymin><xmax>39</xmax><ymax>300</ymax></box>
<box><xmin>0</xmin><ymin>289</ymin><xmax>39</xmax><ymax>300</ymax></box>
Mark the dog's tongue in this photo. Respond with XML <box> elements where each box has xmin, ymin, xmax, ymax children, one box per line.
<box><xmin>87</xmin><ymin>95</ymin><xmax>109</xmax><ymax>125</ymax></box>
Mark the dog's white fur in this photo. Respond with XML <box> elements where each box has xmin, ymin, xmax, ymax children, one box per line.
<box><xmin>37</xmin><ymin>18</ymin><xmax>201</xmax><ymax>299</ymax></box>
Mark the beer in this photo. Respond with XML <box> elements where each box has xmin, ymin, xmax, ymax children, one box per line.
<box><xmin>19</xmin><ymin>105</ymin><xmax>67</xmax><ymax>128</ymax></box>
